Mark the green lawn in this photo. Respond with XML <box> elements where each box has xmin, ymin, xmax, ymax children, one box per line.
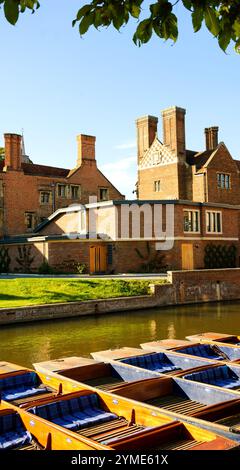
<box><xmin>0</xmin><ymin>278</ymin><xmax>165</xmax><ymax>308</ymax></box>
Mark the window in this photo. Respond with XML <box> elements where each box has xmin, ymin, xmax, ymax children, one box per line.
<box><xmin>217</xmin><ymin>173</ymin><xmax>231</xmax><ymax>189</ymax></box>
<box><xmin>154</xmin><ymin>180</ymin><xmax>161</xmax><ymax>192</ymax></box>
<box><xmin>99</xmin><ymin>188</ymin><xmax>109</xmax><ymax>201</ymax></box>
<box><xmin>40</xmin><ymin>191</ymin><xmax>51</xmax><ymax>204</ymax></box>
<box><xmin>71</xmin><ymin>185</ymin><xmax>81</xmax><ymax>200</ymax></box>
<box><xmin>25</xmin><ymin>212</ymin><xmax>35</xmax><ymax>230</ymax></box>
<box><xmin>183</xmin><ymin>210</ymin><xmax>200</xmax><ymax>233</ymax></box>
<box><xmin>206</xmin><ymin>211</ymin><xmax>222</xmax><ymax>233</ymax></box>
<box><xmin>58</xmin><ymin>184</ymin><xmax>67</xmax><ymax>198</ymax></box>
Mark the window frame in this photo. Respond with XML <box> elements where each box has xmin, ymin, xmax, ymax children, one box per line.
<box><xmin>57</xmin><ymin>184</ymin><xmax>67</xmax><ymax>198</ymax></box>
<box><xmin>154</xmin><ymin>180</ymin><xmax>161</xmax><ymax>192</ymax></box>
<box><xmin>217</xmin><ymin>173</ymin><xmax>231</xmax><ymax>190</ymax></box>
<box><xmin>206</xmin><ymin>210</ymin><xmax>222</xmax><ymax>234</ymax></box>
<box><xmin>183</xmin><ymin>209</ymin><xmax>200</xmax><ymax>234</ymax></box>
<box><xmin>25</xmin><ymin>212</ymin><xmax>36</xmax><ymax>230</ymax></box>
<box><xmin>71</xmin><ymin>185</ymin><xmax>81</xmax><ymax>200</ymax></box>
<box><xmin>40</xmin><ymin>191</ymin><xmax>51</xmax><ymax>204</ymax></box>
<box><xmin>99</xmin><ymin>187</ymin><xmax>109</xmax><ymax>201</ymax></box>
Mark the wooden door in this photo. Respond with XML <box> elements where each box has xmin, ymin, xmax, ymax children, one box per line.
<box><xmin>90</xmin><ymin>245</ymin><xmax>107</xmax><ymax>274</ymax></box>
<box><xmin>181</xmin><ymin>244</ymin><xmax>194</xmax><ymax>270</ymax></box>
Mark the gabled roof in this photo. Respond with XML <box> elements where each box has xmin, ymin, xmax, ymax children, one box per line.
<box><xmin>21</xmin><ymin>163</ymin><xmax>70</xmax><ymax>178</ymax></box>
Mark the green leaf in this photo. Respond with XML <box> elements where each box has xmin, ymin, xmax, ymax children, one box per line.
<box><xmin>79</xmin><ymin>12</ymin><xmax>94</xmax><ymax>35</ymax></box>
<box><xmin>130</xmin><ymin>4</ymin><xmax>141</xmax><ymax>19</ymax></box>
<box><xmin>204</xmin><ymin>6</ymin><xmax>220</xmax><ymax>36</ymax></box>
<box><xmin>218</xmin><ymin>29</ymin><xmax>231</xmax><ymax>52</ymax></box>
<box><xmin>182</xmin><ymin>0</ymin><xmax>192</xmax><ymax>11</ymax></box>
<box><xmin>4</xmin><ymin>0</ymin><xmax>19</xmax><ymax>25</ymax></box>
<box><xmin>192</xmin><ymin>7</ymin><xmax>203</xmax><ymax>33</ymax></box>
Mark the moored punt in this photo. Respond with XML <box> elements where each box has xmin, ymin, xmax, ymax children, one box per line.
<box><xmin>22</xmin><ymin>389</ymin><xmax>175</xmax><ymax>447</ymax></box>
<box><xmin>18</xmin><ymin>391</ymin><xmax>239</xmax><ymax>451</ymax></box>
<box><xmin>0</xmin><ymin>401</ymin><xmax>111</xmax><ymax>450</ymax></box>
<box><xmin>180</xmin><ymin>364</ymin><xmax>240</xmax><ymax>391</ymax></box>
<box><xmin>186</xmin><ymin>332</ymin><xmax>240</xmax><ymax>346</ymax></box>
<box><xmin>185</xmin><ymin>399</ymin><xmax>240</xmax><ymax>435</ymax></box>
<box><xmin>0</xmin><ymin>406</ymin><xmax>46</xmax><ymax>450</ymax></box>
<box><xmin>34</xmin><ymin>356</ymin><xmax>169</xmax><ymax>391</ymax></box>
<box><xmin>104</xmin><ymin>375</ymin><xmax>240</xmax><ymax>418</ymax></box>
<box><xmin>142</xmin><ymin>341</ymin><xmax>240</xmax><ymax>362</ymax></box>
<box><xmin>92</xmin><ymin>347</ymin><xmax>223</xmax><ymax>378</ymax></box>
<box><xmin>109</xmin><ymin>421</ymin><xmax>239</xmax><ymax>450</ymax></box>
<box><xmin>91</xmin><ymin>347</ymin><xmax>150</xmax><ymax>362</ymax></box>
<box><xmin>0</xmin><ymin>362</ymin><xmax>62</xmax><ymax>407</ymax></box>
<box><xmin>33</xmin><ymin>357</ymin><xmax>101</xmax><ymax>376</ymax></box>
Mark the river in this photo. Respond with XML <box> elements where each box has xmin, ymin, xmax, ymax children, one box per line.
<box><xmin>0</xmin><ymin>301</ymin><xmax>240</xmax><ymax>368</ymax></box>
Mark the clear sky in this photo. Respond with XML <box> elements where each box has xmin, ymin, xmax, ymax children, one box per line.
<box><xmin>0</xmin><ymin>1</ymin><xmax>239</xmax><ymax>198</ymax></box>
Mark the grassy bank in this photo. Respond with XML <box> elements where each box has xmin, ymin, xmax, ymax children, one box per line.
<box><xmin>0</xmin><ymin>278</ymin><xmax>166</xmax><ymax>308</ymax></box>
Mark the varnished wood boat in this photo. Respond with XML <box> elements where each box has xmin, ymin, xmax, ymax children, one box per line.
<box><xmin>186</xmin><ymin>332</ymin><xmax>240</xmax><ymax>345</ymax></box>
<box><xmin>34</xmin><ymin>356</ymin><xmax>172</xmax><ymax>391</ymax></box>
<box><xmin>17</xmin><ymin>390</ymin><xmax>239</xmax><ymax>450</ymax></box>
<box><xmin>106</xmin><ymin>375</ymin><xmax>240</xmax><ymax>418</ymax></box>
<box><xmin>141</xmin><ymin>340</ymin><xmax>240</xmax><ymax>362</ymax></box>
<box><xmin>180</xmin><ymin>364</ymin><xmax>240</xmax><ymax>391</ymax></box>
<box><xmin>0</xmin><ymin>361</ymin><xmax>62</xmax><ymax>407</ymax></box>
<box><xmin>0</xmin><ymin>406</ymin><xmax>48</xmax><ymax>450</ymax></box>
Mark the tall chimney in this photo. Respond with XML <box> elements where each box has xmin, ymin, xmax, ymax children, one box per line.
<box><xmin>205</xmin><ymin>126</ymin><xmax>219</xmax><ymax>150</ymax></box>
<box><xmin>77</xmin><ymin>134</ymin><xmax>96</xmax><ymax>167</ymax></box>
<box><xmin>161</xmin><ymin>106</ymin><xmax>186</xmax><ymax>159</ymax></box>
<box><xmin>4</xmin><ymin>134</ymin><xmax>22</xmax><ymax>170</ymax></box>
<box><xmin>136</xmin><ymin>115</ymin><xmax>158</xmax><ymax>166</ymax></box>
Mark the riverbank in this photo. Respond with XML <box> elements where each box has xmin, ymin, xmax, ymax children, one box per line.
<box><xmin>0</xmin><ymin>268</ymin><xmax>240</xmax><ymax>326</ymax></box>
<box><xmin>0</xmin><ymin>278</ymin><xmax>164</xmax><ymax>308</ymax></box>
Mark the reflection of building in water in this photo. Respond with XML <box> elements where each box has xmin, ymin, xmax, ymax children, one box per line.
<box><xmin>149</xmin><ymin>320</ymin><xmax>157</xmax><ymax>338</ymax></box>
<box><xmin>168</xmin><ymin>322</ymin><xmax>176</xmax><ymax>339</ymax></box>
<box><xmin>31</xmin><ymin>337</ymin><xmax>52</xmax><ymax>364</ymax></box>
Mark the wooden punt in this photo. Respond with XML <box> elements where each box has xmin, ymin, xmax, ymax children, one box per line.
<box><xmin>186</xmin><ymin>332</ymin><xmax>240</xmax><ymax>346</ymax></box>
<box><xmin>106</xmin><ymin>375</ymin><xmax>240</xmax><ymax>418</ymax></box>
<box><xmin>110</xmin><ymin>421</ymin><xmax>239</xmax><ymax>450</ymax></box>
<box><xmin>34</xmin><ymin>356</ymin><xmax>165</xmax><ymax>391</ymax></box>
<box><xmin>0</xmin><ymin>406</ymin><xmax>47</xmax><ymax>450</ymax></box>
<box><xmin>179</xmin><ymin>363</ymin><xmax>240</xmax><ymax>391</ymax></box>
<box><xmin>142</xmin><ymin>340</ymin><xmax>240</xmax><ymax>362</ymax></box>
<box><xmin>17</xmin><ymin>390</ymin><xmax>239</xmax><ymax>450</ymax></box>
<box><xmin>0</xmin><ymin>401</ymin><xmax>111</xmax><ymax>450</ymax></box>
<box><xmin>20</xmin><ymin>389</ymin><xmax>176</xmax><ymax>448</ymax></box>
<box><xmin>91</xmin><ymin>345</ymin><xmax>219</xmax><ymax>378</ymax></box>
<box><xmin>0</xmin><ymin>362</ymin><xmax>63</xmax><ymax>407</ymax></box>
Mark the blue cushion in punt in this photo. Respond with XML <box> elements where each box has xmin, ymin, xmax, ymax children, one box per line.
<box><xmin>183</xmin><ymin>365</ymin><xmax>240</xmax><ymax>389</ymax></box>
<box><xmin>0</xmin><ymin>371</ymin><xmax>51</xmax><ymax>401</ymax></box>
<box><xmin>28</xmin><ymin>393</ymin><xmax>117</xmax><ymax>431</ymax></box>
<box><xmin>178</xmin><ymin>344</ymin><xmax>224</xmax><ymax>360</ymax></box>
<box><xmin>0</xmin><ymin>413</ymin><xmax>32</xmax><ymax>450</ymax></box>
<box><xmin>120</xmin><ymin>353</ymin><xmax>180</xmax><ymax>374</ymax></box>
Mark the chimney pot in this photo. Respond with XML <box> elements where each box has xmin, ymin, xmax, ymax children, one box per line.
<box><xmin>136</xmin><ymin>115</ymin><xmax>158</xmax><ymax>166</ymax></box>
<box><xmin>4</xmin><ymin>133</ymin><xmax>22</xmax><ymax>170</ymax></box>
<box><xmin>205</xmin><ymin>126</ymin><xmax>218</xmax><ymax>150</ymax></box>
<box><xmin>77</xmin><ymin>134</ymin><xmax>96</xmax><ymax>167</ymax></box>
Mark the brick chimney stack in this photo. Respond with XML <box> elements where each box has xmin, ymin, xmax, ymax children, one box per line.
<box><xmin>136</xmin><ymin>115</ymin><xmax>158</xmax><ymax>166</ymax></box>
<box><xmin>4</xmin><ymin>133</ymin><xmax>22</xmax><ymax>171</ymax></box>
<box><xmin>205</xmin><ymin>127</ymin><xmax>219</xmax><ymax>150</ymax></box>
<box><xmin>161</xmin><ymin>106</ymin><xmax>186</xmax><ymax>159</ymax></box>
<box><xmin>77</xmin><ymin>134</ymin><xmax>96</xmax><ymax>167</ymax></box>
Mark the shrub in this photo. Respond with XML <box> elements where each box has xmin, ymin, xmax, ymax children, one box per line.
<box><xmin>38</xmin><ymin>262</ymin><xmax>55</xmax><ymax>274</ymax></box>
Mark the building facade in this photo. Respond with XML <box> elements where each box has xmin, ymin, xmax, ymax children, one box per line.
<box><xmin>1</xmin><ymin>105</ymin><xmax>240</xmax><ymax>274</ymax></box>
<box><xmin>0</xmin><ymin>133</ymin><xmax>124</xmax><ymax>237</ymax></box>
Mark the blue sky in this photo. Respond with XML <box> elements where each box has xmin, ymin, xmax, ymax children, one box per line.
<box><xmin>0</xmin><ymin>1</ymin><xmax>239</xmax><ymax>197</ymax></box>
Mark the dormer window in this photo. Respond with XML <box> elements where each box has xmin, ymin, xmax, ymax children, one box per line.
<box><xmin>217</xmin><ymin>173</ymin><xmax>231</xmax><ymax>189</ymax></box>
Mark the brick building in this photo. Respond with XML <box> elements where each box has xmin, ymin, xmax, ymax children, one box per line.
<box><xmin>1</xmin><ymin>105</ymin><xmax>240</xmax><ymax>274</ymax></box>
<box><xmin>0</xmin><ymin>133</ymin><xmax>124</xmax><ymax>237</ymax></box>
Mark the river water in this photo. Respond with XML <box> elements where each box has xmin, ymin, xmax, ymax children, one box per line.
<box><xmin>0</xmin><ymin>301</ymin><xmax>240</xmax><ymax>368</ymax></box>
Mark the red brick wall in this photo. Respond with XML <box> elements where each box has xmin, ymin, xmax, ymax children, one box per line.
<box><xmin>0</xmin><ymin>160</ymin><xmax>123</xmax><ymax>237</ymax></box>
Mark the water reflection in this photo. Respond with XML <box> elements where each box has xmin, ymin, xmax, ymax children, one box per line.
<box><xmin>0</xmin><ymin>301</ymin><xmax>240</xmax><ymax>368</ymax></box>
